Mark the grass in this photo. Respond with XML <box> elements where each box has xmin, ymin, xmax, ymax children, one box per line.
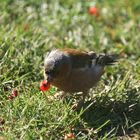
<box><xmin>0</xmin><ymin>0</ymin><xmax>140</xmax><ymax>139</ymax></box>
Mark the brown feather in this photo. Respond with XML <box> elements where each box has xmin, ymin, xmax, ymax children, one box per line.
<box><xmin>61</xmin><ymin>48</ymin><xmax>94</xmax><ymax>69</ymax></box>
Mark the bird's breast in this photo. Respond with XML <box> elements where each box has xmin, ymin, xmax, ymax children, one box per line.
<box><xmin>51</xmin><ymin>66</ymin><xmax>104</xmax><ymax>93</ymax></box>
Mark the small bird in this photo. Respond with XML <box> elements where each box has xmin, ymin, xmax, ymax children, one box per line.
<box><xmin>44</xmin><ymin>48</ymin><xmax>118</xmax><ymax>102</ymax></box>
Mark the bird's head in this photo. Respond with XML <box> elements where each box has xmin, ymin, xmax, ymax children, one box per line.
<box><xmin>44</xmin><ymin>49</ymin><xmax>71</xmax><ymax>82</ymax></box>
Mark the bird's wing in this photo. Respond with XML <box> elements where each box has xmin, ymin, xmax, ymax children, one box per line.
<box><xmin>61</xmin><ymin>48</ymin><xmax>97</xmax><ymax>69</ymax></box>
<box><xmin>62</xmin><ymin>48</ymin><xmax>118</xmax><ymax>68</ymax></box>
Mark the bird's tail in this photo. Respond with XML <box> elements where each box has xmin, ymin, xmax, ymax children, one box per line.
<box><xmin>95</xmin><ymin>54</ymin><xmax>118</xmax><ymax>66</ymax></box>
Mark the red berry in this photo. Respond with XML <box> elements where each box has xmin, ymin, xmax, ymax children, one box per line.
<box><xmin>88</xmin><ymin>6</ymin><xmax>97</xmax><ymax>15</ymax></box>
<box><xmin>40</xmin><ymin>80</ymin><xmax>51</xmax><ymax>91</ymax></box>
<box><xmin>12</xmin><ymin>90</ymin><xmax>18</xmax><ymax>97</ymax></box>
<box><xmin>8</xmin><ymin>95</ymin><xmax>14</xmax><ymax>100</ymax></box>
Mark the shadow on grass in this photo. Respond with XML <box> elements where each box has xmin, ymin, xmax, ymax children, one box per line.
<box><xmin>79</xmin><ymin>87</ymin><xmax>140</xmax><ymax>137</ymax></box>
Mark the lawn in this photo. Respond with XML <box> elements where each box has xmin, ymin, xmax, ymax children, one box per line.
<box><xmin>0</xmin><ymin>0</ymin><xmax>140</xmax><ymax>139</ymax></box>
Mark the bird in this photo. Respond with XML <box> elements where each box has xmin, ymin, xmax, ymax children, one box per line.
<box><xmin>44</xmin><ymin>48</ymin><xmax>118</xmax><ymax>103</ymax></box>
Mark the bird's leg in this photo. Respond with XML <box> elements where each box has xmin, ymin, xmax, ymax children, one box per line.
<box><xmin>53</xmin><ymin>90</ymin><xmax>66</xmax><ymax>99</ymax></box>
<box><xmin>83</xmin><ymin>90</ymin><xmax>89</xmax><ymax>100</ymax></box>
<box><xmin>47</xmin><ymin>89</ymin><xmax>66</xmax><ymax>101</ymax></box>
<box><xmin>78</xmin><ymin>90</ymin><xmax>88</xmax><ymax>105</ymax></box>
<box><xmin>72</xmin><ymin>90</ymin><xmax>89</xmax><ymax>109</ymax></box>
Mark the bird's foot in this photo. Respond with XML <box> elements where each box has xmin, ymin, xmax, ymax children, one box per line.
<box><xmin>46</xmin><ymin>91</ymin><xmax>66</xmax><ymax>101</ymax></box>
<box><xmin>71</xmin><ymin>99</ymin><xmax>85</xmax><ymax>110</ymax></box>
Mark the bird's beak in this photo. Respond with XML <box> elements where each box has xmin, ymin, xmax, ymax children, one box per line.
<box><xmin>44</xmin><ymin>71</ymin><xmax>53</xmax><ymax>82</ymax></box>
<box><xmin>46</xmin><ymin>75</ymin><xmax>53</xmax><ymax>82</ymax></box>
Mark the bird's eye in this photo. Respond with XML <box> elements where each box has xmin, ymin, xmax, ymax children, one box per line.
<box><xmin>45</xmin><ymin>70</ymin><xmax>51</xmax><ymax>75</ymax></box>
<box><xmin>45</xmin><ymin>69</ymin><xmax>59</xmax><ymax>77</ymax></box>
<box><xmin>45</xmin><ymin>70</ymin><xmax>52</xmax><ymax>75</ymax></box>
<box><xmin>45</xmin><ymin>70</ymin><xmax>56</xmax><ymax>75</ymax></box>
